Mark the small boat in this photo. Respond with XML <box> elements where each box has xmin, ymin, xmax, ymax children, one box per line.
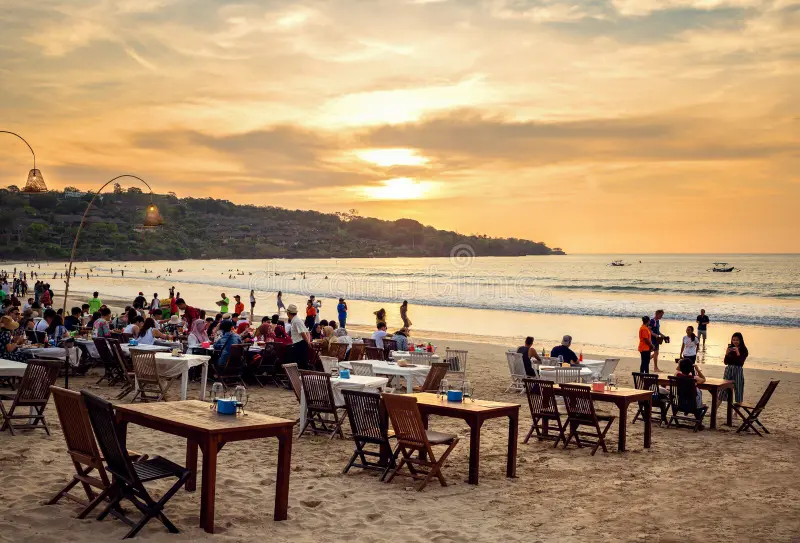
<box><xmin>709</xmin><ymin>262</ymin><xmax>740</xmax><ymax>272</ymax></box>
<box><xmin>609</xmin><ymin>260</ymin><xmax>629</xmax><ymax>267</ymax></box>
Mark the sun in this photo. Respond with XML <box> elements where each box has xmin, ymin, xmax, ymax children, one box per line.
<box><xmin>355</xmin><ymin>148</ymin><xmax>429</xmax><ymax>167</ymax></box>
<box><xmin>359</xmin><ymin>178</ymin><xmax>438</xmax><ymax>200</ymax></box>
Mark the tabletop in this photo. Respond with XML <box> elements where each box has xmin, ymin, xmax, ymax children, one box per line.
<box><xmin>552</xmin><ymin>384</ymin><xmax>652</xmax><ymax>401</ymax></box>
<box><xmin>658</xmin><ymin>375</ymin><xmax>733</xmax><ymax>387</ymax></box>
<box><xmin>0</xmin><ymin>359</ymin><xmax>28</xmax><ymax>377</ymax></box>
<box><xmin>121</xmin><ymin>344</ymin><xmax>172</xmax><ymax>354</ymax></box>
<box><xmin>153</xmin><ymin>352</ymin><xmax>209</xmax><ymax>364</ymax></box>
<box><xmin>116</xmin><ymin>400</ymin><xmax>294</xmax><ymax>434</ymax></box>
<box><xmin>408</xmin><ymin>393</ymin><xmax>519</xmax><ymax>414</ymax></box>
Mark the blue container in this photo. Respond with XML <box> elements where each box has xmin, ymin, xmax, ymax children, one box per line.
<box><xmin>128</xmin><ymin>339</ymin><xmax>138</xmax><ymax>346</ymax></box>
<box><xmin>447</xmin><ymin>390</ymin><xmax>463</xmax><ymax>402</ymax></box>
<box><xmin>216</xmin><ymin>398</ymin><xmax>237</xmax><ymax>415</ymax></box>
<box><xmin>339</xmin><ymin>369</ymin><xmax>351</xmax><ymax>379</ymax></box>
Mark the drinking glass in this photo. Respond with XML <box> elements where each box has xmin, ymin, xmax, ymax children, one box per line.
<box><xmin>439</xmin><ymin>378</ymin><xmax>449</xmax><ymax>399</ymax></box>
<box><xmin>461</xmin><ymin>381</ymin><xmax>473</xmax><ymax>401</ymax></box>
<box><xmin>210</xmin><ymin>382</ymin><xmax>224</xmax><ymax>406</ymax></box>
<box><xmin>607</xmin><ymin>374</ymin><xmax>617</xmax><ymax>390</ymax></box>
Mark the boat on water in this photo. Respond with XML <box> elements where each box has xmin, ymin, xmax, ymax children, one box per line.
<box><xmin>609</xmin><ymin>260</ymin><xmax>629</xmax><ymax>267</ymax></box>
<box><xmin>709</xmin><ymin>262</ymin><xmax>740</xmax><ymax>272</ymax></box>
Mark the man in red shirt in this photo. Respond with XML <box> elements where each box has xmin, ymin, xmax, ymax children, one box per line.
<box><xmin>638</xmin><ymin>316</ymin><xmax>654</xmax><ymax>373</ymax></box>
<box><xmin>176</xmin><ymin>298</ymin><xmax>200</xmax><ymax>329</ymax></box>
<box><xmin>233</xmin><ymin>295</ymin><xmax>245</xmax><ymax>315</ymax></box>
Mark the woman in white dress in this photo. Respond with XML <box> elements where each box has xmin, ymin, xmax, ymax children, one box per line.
<box><xmin>137</xmin><ymin>318</ymin><xmax>168</xmax><ymax>345</ymax></box>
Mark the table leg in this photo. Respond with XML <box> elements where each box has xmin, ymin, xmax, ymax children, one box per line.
<box><xmin>200</xmin><ymin>362</ymin><xmax>209</xmax><ymax>401</ymax></box>
<box><xmin>617</xmin><ymin>402</ymin><xmax>628</xmax><ymax>452</ymax></box>
<box><xmin>180</xmin><ymin>370</ymin><xmax>189</xmax><ymax>401</ymax></box>
<box><xmin>185</xmin><ymin>439</ymin><xmax>198</xmax><ymax>491</ymax></box>
<box><xmin>405</xmin><ymin>374</ymin><xmax>413</xmax><ymax>394</ymax></box>
<box><xmin>199</xmin><ymin>437</ymin><xmax>218</xmax><ymax>533</ymax></box>
<box><xmin>643</xmin><ymin>399</ymin><xmax>652</xmax><ymax>449</ymax></box>
<box><xmin>709</xmin><ymin>386</ymin><xmax>719</xmax><ymax>430</ymax></box>
<box><xmin>274</xmin><ymin>428</ymin><xmax>292</xmax><ymax>521</ymax></box>
<box><xmin>467</xmin><ymin>417</ymin><xmax>481</xmax><ymax>485</ymax></box>
<box><xmin>506</xmin><ymin>412</ymin><xmax>518</xmax><ymax>479</ymax></box>
<box><xmin>299</xmin><ymin>390</ymin><xmax>307</xmax><ymax>431</ymax></box>
<box><xmin>726</xmin><ymin>387</ymin><xmax>733</xmax><ymax>426</ymax></box>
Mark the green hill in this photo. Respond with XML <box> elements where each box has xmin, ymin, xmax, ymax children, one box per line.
<box><xmin>0</xmin><ymin>187</ymin><xmax>565</xmax><ymax>260</ymax></box>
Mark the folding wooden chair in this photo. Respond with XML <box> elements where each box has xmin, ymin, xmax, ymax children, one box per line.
<box><xmin>409</xmin><ymin>352</ymin><xmax>434</xmax><ymax>366</ymax></box>
<box><xmin>129</xmin><ymin>350</ymin><xmax>173</xmax><ymax>403</ymax></box>
<box><xmin>382</xmin><ymin>393</ymin><xmax>459</xmax><ymax>491</ymax></box>
<box><xmin>666</xmin><ymin>376</ymin><xmax>707</xmax><ymax>432</ymax></box>
<box><xmin>362</xmin><ymin>338</ymin><xmax>377</xmax><ymax>348</ymax></box>
<box><xmin>365</xmin><ymin>346</ymin><xmax>385</xmax><ymax>361</ymax></box>
<box><xmin>350</xmin><ymin>361</ymin><xmax>376</xmax><ymax>377</ymax></box>
<box><xmin>733</xmin><ymin>380</ymin><xmax>779</xmax><ymax>436</ymax></box>
<box><xmin>631</xmin><ymin>372</ymin><xmax>669</xmax><ymax>425</ymax></box>
<box><xmin>80</xmin><ymin>391</ymin><xmax>191</xmax><ymax>539</ymax></box>
<box><xmin>298</xmin><ymin>370</ymin><xmax>346</xmax><ymax>440</ymax></box>
<box><xmin>347</xmin><ymin>343</ymin><xmax>366</xmax><ymax>361</ymax></box>
<box><xmin>444</xmin><ymin>348</ymin><xmax>468</xmax><ymax>385</ymax></box>
<box><xmin>505</xmin><ymin>351</ymin><xmax>526</xmax><ymax>393</ymax></box>
<box><xmin>252</xmin><ymin>342</ymin><xmax>286</xmax><ymax>387</ymax></box>
<box><xmin>522</xmin><ymin>378</ymin><xmax>566</xmax><ymax>447</ymax></box>
<box><xmin>107</xmin><ymin>338</ymin><xmax>135</xmax><ymax>399</ymax></box>
<box><xmin>553</xmin><ymin>367</ymin><xmax>583</xmax><ymax>384</ymax></box>
<box><xmin>341</xmin><ymin>390</ymin><xmax>396</xmax><ymax>480</ymax></box>
<box><xmin>560</xmin><ymin>383</ymin><xmax>616</xmax><ymax>456</ymax></box>
<box><xmin>598</xmin><ymin>359</ymin><xmax>619</xmax><ymax>381</ymax></box>
<box><xmin>0</xmin><ymin>359</ymin><xmax>61</xmax><ymax>435</ymax></box>
<box><xmin>283</xmin><ymin>363</ymin><xmax>302</xmax><ymax>402</ymax></box>
<box><xmin>211</xmin><ymin>344</ymin><xmax>248</xmax><ymax>391</ymax></box>
<box><xmin>94</xmin><ymin>337</ymin><xmax>123</xmax><ymax>386</ymax></box>
<box><xmin>413</xmin><ymin>362</ymin><xmax>449</xmax><ymax>393</ymax></box>
<box><xmin>383</xmin><ymin>338</ymin><xmax>398</xmax><ymax>360</ymax></box>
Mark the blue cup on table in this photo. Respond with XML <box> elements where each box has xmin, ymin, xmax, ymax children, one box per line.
<box><xmin>339</xmin><ymin>369</ymin><xmax>351</xmax><ymax>379</ymax></box>
<box><xmin>447</xmin><ymin>390</ymin><xmax>463</xmax><ymax>402</ymax></box>
<box><xmin>128</xmin><ymin>339</ymin><xmax>138</xmax><ymax>346</ymax></box>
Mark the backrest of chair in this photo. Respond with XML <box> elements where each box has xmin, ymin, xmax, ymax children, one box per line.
<box><xmin>27</xmin><ymin>329</ymin><xmax>47</xmax><ymax>343</ymax></box>
<box><xmin>50</xmin><ymin>386</ymin><xmax>100</xmax><ymax>464</ymax></box>
<box><xmin>226</xmin><ymin>344</ymin><xmax>247</xmax><ymax>372</ymax></box>
<box><xmin>283</xmin><ymin>363</ymin><xmax>302</xmax><ymax>401</ymax></box>
<box><xmin>668</xmin><ymin>376</ymin><xmax>698</xmax><ymax>412</ymax></box>
<box><xmin>560</xmin><ymin>383</ymin><xmax>596</xmax><ymax>420</ymax></box>
<box><xmin>383</xmin><ymin>339</ymin><xmax>398</xmax><ymax>354</ymax></box>
<box><xmin>106</xmin><ymin>338</ymin><xmax>131</xmax><ymax>372</ymax></box>
<box><xmin>382</xmin><ymin>393</ymin><xmax>429</xmax><ymax>448</ymax></box>
<box><xmin>319</xmin><ymin>356</ymin><xmax>338</xmax><ymax>374</ymax></box>
<box><xmin>363</xmin><ymin>338</ymin><xmax>377</xmax><ymax>348</ymax></box>
<box><xmin>342</xmin><ymin>389</ymin><xmax>387</xmax><ymax>442</ymax></box>
<box><xmin>553</xmin><ymin>367</ymin><xmax>582</xmax><ymax>384</ymax></box>
<box><xmin>348</xmin><ymin>343</ymin><xmax>365</xmax><ymax>361</ymax></box>
<box><xmin>332</xmin><ymin>342</ymin><xmax>349</xmax><ymax>362</ymax></box>
<box><xmin>754</xmin><ymin>380</ymin><xmax>779</xmax><ymax>411</ymax></box>
<box><xmin>506</xmin><ymin>351</ymin><xmax>523</xmax><ymax>377</ymax></box>
<box><xmin>299</xmin><ymin>370</ymin><xmax>336</xmax><ymax>410</ymax></box>
<box><xmin>350</xmin><ymin>361</ymin><xmax>375</xmax><ymax>377</ymax></box>
<box><xmin>80</xmin><ymin>391</ymin><xmax>136</xmax><ymax>484</ymax></box>
<box><xmin>599</xmin><ymin>359</ymin><xmax>620</xmax><ymax>380</ymax></box>
<box><xmin>632</xmin><ymin>372</ymin><xmax>659</xmax><ymax>393</ymax></box>
<box><xmin>409</xmin><ymin>352</ymin><xmax>433</xmax><ymax>366</ymax></box>
<box><xmin>92</xmin><ymin>337</ymin><xmax>113</xmax><ymax>363</ymax></box>
<box><xmin>419</xmin><ymin>362</ymin><xmax>449</xmax><ymax>392</ymax></box>
<box><xmin>130</xmin><ymin>350</ymin><xmax>159</xmax><ymax>382</ymax></box>
<box><xmin>365</xmin><ymin>346</ymin><xmax>384</xmax><ymax>361</ymax></box>
<box><xmin>445</xmin><ymin>349</ymin><xmax>468</xmax><ymax>372</ymax></box>
<box><xmin>14</xmin><ymin>359</ymin><xmax>61</xmax><ymax>405</ymax></box>
<box><xmin>523</xmin><ymin>378</ymin><xmax>558</xmax><ymax>417</ymax></box>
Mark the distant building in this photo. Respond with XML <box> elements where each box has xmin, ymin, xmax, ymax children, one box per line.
<box><xmin>64</xmin><ymin>188</ymin><xmax>87</xmax><ymax>199</ymax></box>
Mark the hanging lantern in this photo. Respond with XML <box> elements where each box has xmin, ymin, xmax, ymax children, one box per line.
<box><xmin>143</xmin><ymin>202</ymin><xmax>163</xmax><ymax>227</ymax></box>
<box><xmin>23</xmin><ymin>168</ymin><xmax>47</xmax><ymax>192</ymax></box>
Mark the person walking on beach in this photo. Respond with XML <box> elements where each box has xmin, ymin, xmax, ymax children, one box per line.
<box><xmin>648</xmin><ymin>309</ymin><xmax>668</xmax><ymax>373</ymax></box>
<box><xmin>337</xmin><ymin>298</ymin><xmax>348</xmax><ymax>329</ymax></box>
<box><xmin>88</xmin><ymin>292</ymin><xmax>103</xmax><ymax>314</ymax></box>
<box><xmin>638</xmin><ymin>316</ymin><xmax>654</xmax><ymax>373</ymax></box>
<box><xmin>680</xmin><ymin>326</ymin><xmax>700</xmax><ymax>363</ymax></box>
<box><xmin>722</xmin><ymin>332</ymin><xmax>748</xmax><ymax>403</ymax></box>
<box><xmin>150</xmin><ymin>293</ymin><xmax>160</xmax><ymax>316</ymax></box>
<box><xmin>400</xmin><ymin>300</ymin><xmax>412</xmax><ymax>328</ymax></box>
<box><xmin>311</xmin><ymin>296</ymin><xmax>322</xmax><ymax>325</ymax></box>
<box><xmin>374</xmin><ymin>308</ymin><xmax>387</xmax><ymax>328</ymax></box>
<box><xmin>276</xmin><ymin>291</ymin><xmax>285</xmax><ymax>313</ymax></box>
<box><xmin>249</xmin><ymin>290</ymin><xmax>256</xmax><ymax>316</ymax></box>
<box><xmin>696</xmin><ymin>309</ymin><xmax>709</xmax><ymax>349</ymax></box>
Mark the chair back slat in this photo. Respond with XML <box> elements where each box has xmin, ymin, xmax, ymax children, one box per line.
<box><xmin>283</xmin><ymin>363</ymin><xmax>302</xmax><ymax>401</ymax></box>
<box><xmin>553</xmin><ymin>367</ymin><xmax>582</xmax><ymax>384</ymax></box>
<box><xmin>418</xmin><ymin>362</ymin><xmax>449</xmax><ymax>392</ymax></box>
<box><xmin>754</xmin><ymin>380</ymin><xmax>780</xmax><ymax>411</ymax></box>
<box><xmin>300</xmin><ymin>370</ymin><xmax>337</xmax><ymax>411</ymax></box>
<box><xmin>560</xmin><ymin>383</ymin><xmax>597</xmax><ymax>421</ymax></box>
<box><xmin>383</xmin><ymin>339</ymin><xmax>398</xmax><ymax>356</ymax></box>
<box><xmin>342</xmin><ymin>390</ymin><xmax>387</xmax><ymax>442</ymax></box>
<box><xmin>632</xmin><ymin>372</ymin><xmax>660</xmax><ymax>401</ymax></box>
<box><xmin>14</xmin><ymin>359</ymin><xmax>61</xmax><ymax>405</ymax></box>
<box><xmin>348</xmin><ymin>343</ymin><xmax>366</xmax><ymax>361</ymax></box>
<box><xmin>226</xmin><ymin>344</ymin><xmax>247</xmax><ymax>373</ymax></box>
<box><xmin>107</xmin><ymin>338</ymin><xmax>131</xmax><ymax>372</ymax></box>
<box><xmin>50</xmin><ymin>386</ymin><xmax>99</xmax><ymax>462</ymax></box>
<box><xmin>506</xmin><ymin>351</ymin><xmax>525</xmax><ymax>376</ymax></box>
<box><xmin>523</xmin><ymin>378</ymin><xmax>558</xmax><ymax>417</ymax></box>
<box><xmin>382</xmin><ymin>393</ymin><xmax>429</xmax><ymax>448</ymax></box>
<box><xmin>131</xmin><ymin>350</ymin><xmax>159</xmax><ymax>382</ymax></box>
<box><xmin>350</xmin><ymin>362</ymin><xmax>375</xmax><ymax>377</ymax></box>
<box><xmin>80</xmin><ymin>391</ymin><xmax>137</xmax><ymax>484</ymax></box>
<box><xmin>365</xmin><ymin>346</ymin><xmax>384</xmax><ymax>361</ymax></box>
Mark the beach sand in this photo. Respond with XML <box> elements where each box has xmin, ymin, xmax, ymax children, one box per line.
<box><xmin>1</xmin><ymin>332</ymin><xmax>798</xmax><ymax>542</ymax></box>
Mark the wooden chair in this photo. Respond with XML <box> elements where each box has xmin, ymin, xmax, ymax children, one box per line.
<box><xmin>283</xmin><ymin>363</ymin><xmax>302</xmax><ymax>403</ymax></box>
<box><xmin>341</xmin><ymin>390</ymin><xmax>396</xmax><ymax>480</ymax></box>
<box><xmin>298</xmin><ymin>370</ymin><xmax>346</xmax><ymax>440</ymax></box>
<box><xmin>0</xmin><ymin>359</ymin><xmax>61</xmax><ymax>435</ymax></box>
<box><xmin>413</xmin><ymin>362</ymin><xmax>449</xmax><ymax>393</ymax></box>
<box><xmin>666</xmin><ymin>376</ymin><xmax>707</xmax><ymax>431</ymax></box>
<box><xmin>362</xmin><ymin>338</ymin><xmax>377</xmax><ymax>348</ymax></box>
<box><xmin>382</xmin><ymin>393</ymin><xmax>459</xmax><ymax>491</ymax></box>
<box><xmin>444</xmin><ymin>348</ymin><xmax>468</xmax><ymax>385</ymax></box>
<box><xmin>347</xmin><ymin>343</ymin><xmax>365</xmax><ymax>361</ymax></box>
<box><xmin>598</xmin><ymin>359</ymin><xmax>619</xmax><ymax>381</ymax></box>
<box><xmin>409</xmin><ymin>352</ymin><xmax>434</xmax><ymax>366</ymax></box>
<box><xmin>107</xmin><ymin>338</ymin><xmax>135</xmax><ymax>399</ymax></box>
<box><xmin>522</xmin><ymin>378</ymin><xmax>566</xmax><ymax>447</ymax></box>
<box><xmin>505</xmin><ymin>351</ymin><xmax>526</xmax><ymax>393</ymax></box>
<box><xmin>80</xmin><ymin>391</ymin><xmax>191</xmax><ymax>539</ymax></box>
<box><xmin>560</xmin><ymin>383</ymin><xmax>616</xmax><ymax>455</ymax></box>
<box><xmin>130</xmin><ymin>350</ymin><xmax>173</xmax><ymax>403</ymax></box>
<box><xmin>631</xmin><ymin>372</ymin><xmax>669</xmax><ymax>425</ymax></box>
<box><xmin>383</xmin><ymin>338</ymin><xmax>398</xmax><ymax>360</ymax></box>
<box><xmin>733</xmin><ymin>380</ymin><xmax>779</xmax><ymax>436</ymax></box>
<box><xmin>253</xmin><ymin>342</ymin><xmax>286</xmax><ymax>387</ymax></box>
<box><xmin>365</xmin><ymin>346</ymin><xmax>385</xmax><ymax>361</ymax></box>
<box><xmin>553</xmin><ymin>367</ymin><xmax>583</xmax><ymax>384</ymax></box>
<box><xmin>211</xmin><ymin>344</ymin><xmax>248</xmax><ymax>391</ymax></box>
<box><xmin>350</xmin><ymin>361</ymin><xmax>376</xmax><ymax>377</ymax></box>
<box><xmin>94</xmin><ymin>337</ymin><xmax>123</xmax><ymax>386</ymax></box>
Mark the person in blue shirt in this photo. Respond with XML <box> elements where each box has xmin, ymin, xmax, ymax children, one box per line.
<box><xmin>648</xmin><ymin>309</ymin><xmax>668</xmax><ymax>373</ymax></box>
<box><xmin>213</xmin><ymin>320</ymin><xmax>242</xmax><ymax>370</ymax></box>
<box><xmin>337</xmin><ymin>298</ymin><xmax>348</xmax><ymax>329</ymax></box>
<box><xmin>550</xmin><ymin>335</ymin><xmax>579</xmax><ymax>366</ymax></box>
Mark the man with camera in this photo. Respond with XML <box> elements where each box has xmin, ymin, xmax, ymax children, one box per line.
<box><xmin>649</xmin><ymin>309</ymin><xmax>669</xmax><ymax>373</ymax></box>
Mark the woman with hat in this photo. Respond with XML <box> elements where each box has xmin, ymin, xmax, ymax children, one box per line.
<box><xmin>0</xmin><ymin>316</ymin><xmax>31</xmax><ymax>361</ymax></box>
<box><xmin>164</xmin><ymin>313</ymin><xmax>183</xmax><ymax>336</ymax></box>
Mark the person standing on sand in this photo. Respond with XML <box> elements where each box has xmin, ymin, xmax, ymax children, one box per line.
<box><xmin>276</xmin><ymin>291</ymin><xmax>285</xmax><ymax>313</ymax></box>
<box><xmin>150</xmin><ymin>293</ymin><xmax>160</xmax><ymax>316</ymax></box>
<box><xmin>249</xmin><ymin>290</ymin><xmax>256</xmax><ymax>316</ymax></box>
<box><xmin>696</xmin><ymin>309</ymin><xmax>709</xmax><ymax>349</ymax></box>
<box><xmin>337</xmin><ymin>298</ymin><xmax>348</xmax><ymax>329</ymax></box>
<box><xmin>286</xmin><ymin>304</ymin><xmax>311</xmax><ymax>369</ymax></box>
<box><xmin>88</xmin><ymin>292</ymin><xmax>102</xmax><ymax>314</ymax></box>
<box><xmin>400</xmin><ymin>300</ymin><xmax>412</xmax><ymax>328</ymax></box>
<box><xmin>233</xmin><ymin>295</ymin><xmax>245</xmax><ymax>315</ymax></box>
<box><xmin>176</xmin><ymin>298</ymin><xmax>201</xmax><ymax>330</ymax></box>
<box><xmin>216</xmin><ymin>293</ymin><xmax>230</xmax><ymax>313</ymax></box>
<box><xmin>311</xmin><ymin>296</ymin><xmax>322</xmax><ymax>325</ymax></box>
<box><xmin>374</xmin><ymin>308</ymin><xmax>387</xmax><ymax>328</ymax></box>
<box><xmin>638</xmin><ymin>316</ymin><xmax>654</xmax><ymax>373</ymax></box>
<box><xmin>680</xmin><ymin>326</ymin><xmax>700</xmax><ymax>364</ymax></box>
<box><xmin>648</xmin><ymin>309</ymin><xmax>668</xmax><ymax>373</ymax></box>
<box><xmin>721</xmin><ymin>332</ymin><xmax>748</xmax><ymax>404</ymax></box>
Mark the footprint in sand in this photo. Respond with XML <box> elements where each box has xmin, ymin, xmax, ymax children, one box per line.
<box><xmin>300</xmin><ymin>499</ymin><xmax>322</xmax><ymax>508</ymax></box>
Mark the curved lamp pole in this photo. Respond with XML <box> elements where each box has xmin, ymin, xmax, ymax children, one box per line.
<box><xmin>0</xmin><ymin>130</ymin><xmax>46</xmax><ymax>191</ymax></box>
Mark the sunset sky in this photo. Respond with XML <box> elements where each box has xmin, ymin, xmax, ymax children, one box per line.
<box><xmin>1</xmin><ymin>0</ymin><xmax>798</xmax><ymax>253</ymax></box>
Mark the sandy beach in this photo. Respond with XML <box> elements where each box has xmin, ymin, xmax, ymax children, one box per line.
<box><xmin>1</xmin><ymin>329</ymin><xmax>798</xmax><ymax>543</ymax></box>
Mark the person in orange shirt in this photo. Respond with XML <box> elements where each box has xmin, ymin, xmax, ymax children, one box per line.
<box><xmin>638</xmin><ymin>316</ymin><xmax>655</xmax><ymax>373</ymax></box>
<box><xmin>305</xmin><ymin>299</ymin><xmax>316</xmax><ymax>330</ymax></box>
<box><xmin>233</xmin><ymin>295</ymin><xmax>245</xmax><ymax>315</ymax></box>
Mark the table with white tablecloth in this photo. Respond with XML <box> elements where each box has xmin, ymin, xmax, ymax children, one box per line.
<box><xmin>131</xmin><ymin>353</ymin><xmax>209</xmax><ymax>401</ymax></box>
<box><xmin>75</xmin><ymin>338</ymin><xmax>100</xmax><ymax>359</ymax></box>
<box><xmin>389</xmin><ymin>351</ymin><xmax>440</xmax><ymax>362</ymax></box>
<box><xmin>121</xmin><ymin>344</ymin><xmax>172</xmax><ymax>355</ymax></box>
<box><xmin>299</xmin><ymin>374</ymin><xmax>388</xmax><ymax>428</ymax></box>
<box><xmin>0</xmin><ymin>360</ymin><xmax>28</xmax><ymax>378</ymax></box>
<box><xmin>154</xmin><ymin>339</ymin><xmax>184</xmax><ymax>349</ymax></box>
<box><xmin>339</xmin><ymin>360</ymin><xmax>430</xmax><ymax>393</ymax></box>
<box><xmin>538</xmin><ymin>366</ymin><xmax>594</xmax><ymax>383</ymax></box>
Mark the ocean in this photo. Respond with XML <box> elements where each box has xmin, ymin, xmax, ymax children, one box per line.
<box><xmin>9</xmin><ymin>254</ymin><xmax>800</xmax><ymax>371</ymax></box>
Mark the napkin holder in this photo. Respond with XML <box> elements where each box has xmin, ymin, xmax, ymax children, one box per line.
<box><xmin>216</xmin><ymin>398</ymin><xmax>238</xmax><ymax>415</ymax></box>
<box><xmin>447</xmin><ymin>390</ymin><xmax>463</xmax><ymax>402</ymax></box>
<box><xmin>339</xmin><ymin>369</ymin><xmax>351</xmax><ymax>379</ymax></box>
<box><xmin>201</xmin><ymin>341</ymin><xmax>211</xmax><ymax>348</ymax></box>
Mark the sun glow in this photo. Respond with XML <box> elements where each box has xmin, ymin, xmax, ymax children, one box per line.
<box><xmin>359</xmin><ymin>177</ymin><xmax>438</xmax><ymax>200</ymax></box>
<box><xmin>355</xmin><ymin>148</ymin><xmax>429</xmax><ymax>167</ymax></box>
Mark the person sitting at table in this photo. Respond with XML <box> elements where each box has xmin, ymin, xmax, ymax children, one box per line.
<box><xmin>255</xmin><ymin>316</ymin><xmax>276</xmax><ymax>342</ymax></box>
<box><xmin>0</xmin><ymin>316</ymin><xmax>31</xmax><ymax>361</ymax></box>
<box><xmin>675</xmin><ymin>357</ymin><xmax>707</xmax><ymax>428</ymax></box>
<box><xmin>136</xmin><ymin>318</ymin><xmax>169</xmax><ymax>345</ymax></box>
<box><xmin>187</xmin><ymin>318</ymin><xmax>210</xmax><ymax>348</ymax></box>
<box><xmin>92</xmin><ymin>307</ymin><xmax>113</xmax><ymax>338</ymax></box>
<box><xmin>273</xmin><ymin>322</ymin><xmax>292</xmax><ymax>345</ymax></box>
<box><xmin>550</xmin><ymin>335</ymin><xmax>579</xmax><ymax>366</ymax></box>
<box><xmin>517</xmin><ymin>336</ymin><xmax>542</xmax><ymax>376</ymax></box>
<box><xmin>124</xmin><ymin>315</ymin><xmax>145</xmax><ymax>337</ymax></box>
<box><xmin>213</xmin><ymin>319</ymin><xmax>242</xmax><ymax>370</ymax></box>
<box><xmin>392</xmin><ymin>327</ymin><xmax>410</xmax><ymax>352</ymax></box>
<box><xmin>372</xmin><ymin>322</ymin><xmax>389</xmax><ymax>349</ymax></box>
<box><xmin>311</xmin><ymin>323</ymin><xmax>323</xmax><ymax>340</ymax></box>
<box><xmin>35</xmin><ymin>308</ymin><xmax>55</xmax><ymax>333</ymax></box>
<box><xmin>46</xmin><ymin>314</ymin><xmax>70</xmax><ymax>345</ymax></box>
<box><xmin>63</xmin><ymin>307</ymin><xmax>83</xmax><ymax>332</ymax></box>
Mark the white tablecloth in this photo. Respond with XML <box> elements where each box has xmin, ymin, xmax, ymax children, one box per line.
<box><xmin>75</xmin><ymin>338</ymin><xmax>100</xmax><ymax>359</ymax></box>
<box><xmin>121</xmin><ymin>344</ymin><xmax>172</xmax><ymax>354</ymax></box>
<box><xmin>20</xmin><ymin>346</ymin><xmax>67</xmax><ymax>359</ymax></box>
<box><xmin>339</xmin><ymin>360</ymin><xmax>430</xmax><ymax>393</ymax></box>
<box><xmin>299</xmin><ymin>374</ymin><xmax>388</xmax><ymax>428</ymax></box>
<box><xmin>539</xmin><ymin>366</ymin><xmax>594</xmax><ymax>383</ymax></box>
<box><xmin>389</xmin><ymin>351</ymin><xmax>440</xmax><ymax>362</ymax></box>
<box><xmin>154</xmin><ymin>339</ymin><xmax>183</xmax><ymax>349</ymax></box>
<box><xmin>0</xmin><ymin>360</ymin><xmax>28</xmax><ymax>378</ymax></box>
<box><xmin>132</xmin><ymin>353</ymin><xmax>209</xmax><ymax>401</ymax></box>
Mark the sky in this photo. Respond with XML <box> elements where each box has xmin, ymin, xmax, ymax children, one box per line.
<box><xmin>1</xmin><ymin>0</ymin><xmax>798</xmax><ymax>253</ymax></box>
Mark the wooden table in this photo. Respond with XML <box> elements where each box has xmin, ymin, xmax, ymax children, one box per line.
<box><xmin>115</xmin><ymin>400</ymin><xmax>295</xmax><ymax>533</ymax></box>
<box><xmin>407</xmin><ymin>393</ymin><xmax>519</xmax><ymax>485</ymax></box>
<box><xmin>549</xmin><ymin>385</ymin><xmax>653</xmax><ymax>452</ymax></box>
<box><xmin>658</xmin><ymin>376</ymin><xmax>734</xmax><ymax>430</ymax></box>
